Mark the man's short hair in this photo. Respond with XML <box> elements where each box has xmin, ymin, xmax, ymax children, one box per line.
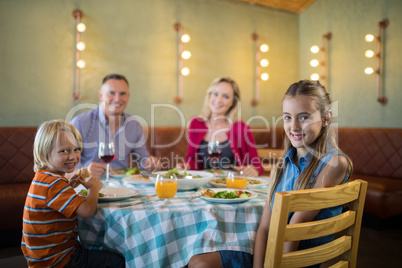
<box><xmin>102</xmin><ymin>74</ymin><xmax>129</xmax><ymax>86</ymax></box>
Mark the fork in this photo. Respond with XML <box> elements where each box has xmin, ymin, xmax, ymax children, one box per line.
<box><xmin>188</xmin><ymin>189</ymin><xmax>214</xmax><ymax>201</ymax></box>
<box><xmin>117</xmin><ymin>199</ymin><xmax>159</xmax><ymax>208</ymax></box>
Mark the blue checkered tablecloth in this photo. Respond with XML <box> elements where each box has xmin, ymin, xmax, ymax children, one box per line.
<box><xmin>77</xmin><ymin>178</ymin><xmax>268</xmax><ymax>268</ymax></box>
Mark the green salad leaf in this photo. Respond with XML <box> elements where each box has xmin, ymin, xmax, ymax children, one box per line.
<box><xmin>211</xmin><ymin>190</ymin><xmax>251</xmax><ymax>199</ymax></box>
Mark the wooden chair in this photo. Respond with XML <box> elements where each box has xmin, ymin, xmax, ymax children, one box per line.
<box><xmin>265</xmin><ymin>180</ymin><xmax>368</xmax><ymax>268</ymax></box>
<box><xmin>257</xmin><ymin>148</ymin><xmax>284</xmax><ymax>175</ymax></box>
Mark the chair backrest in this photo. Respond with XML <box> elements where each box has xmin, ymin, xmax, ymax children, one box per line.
<box><xmin>265</xmin><ymin>180</ymin><xmax>368</xmax><ymax>268</ymax></box>
<box><xmin>257</xmin><ymin>148</ymin><xmax>284</xmax><ymax>174</ymax></box>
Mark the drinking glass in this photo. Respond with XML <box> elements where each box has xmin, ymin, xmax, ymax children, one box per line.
<box><xmin>98</xmin><ymin>141</ymin><xmax>116</xmax><ymax>187</ymax></box>
<box><xmin>226</xmin><ymin>171</ymin><xmax>247</xmax><ymax>189</ymax></box>
<box><xmin>207</xmin><ymin>140</ymin><xmax>222</xmax><ymax>170</ymax></box>
<box><xmin>155</xmin><ymin>174</ymin><xmax>178</xmax><ymax>199</ymax></box>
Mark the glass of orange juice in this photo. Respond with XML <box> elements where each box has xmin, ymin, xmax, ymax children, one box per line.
<box><xmin>155</xmin><ymin>174</ymin><xmax>178</xmax><ymax>199</ymax></box>
<box><xmin>226</xmin><ymin>171</ymin><xmax>247</xmax><ymax>189</ymax></box>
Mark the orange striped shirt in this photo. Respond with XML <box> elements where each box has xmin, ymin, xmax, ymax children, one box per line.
<box><xmin>21</xmin><ymin>171</ymin><xmax>85</xmax><ymax>268</ymax></box>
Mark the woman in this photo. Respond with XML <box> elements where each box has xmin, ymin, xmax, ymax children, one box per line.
<box><xmin>178</xmin><ymin>77</ymin><xmax>263</xmax><ymax>176</ymax></box>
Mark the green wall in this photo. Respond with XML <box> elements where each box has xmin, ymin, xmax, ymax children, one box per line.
<box><xmin>1</xmin><ymin>0</ymin><xmax>401</xmax><ymax>128</ymax></box>
<box><xmin>300</xmin><ymin>0</ymin><xmax>402</xmax><ymax>128</ymax></box>
<box><xmin>0</xmin><ymin>0</ymin><xmax>298</xmax><ymax>127</ymax></box>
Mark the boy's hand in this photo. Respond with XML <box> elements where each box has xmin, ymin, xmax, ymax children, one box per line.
<box><xmin>69</xmin><ymin>174</ymin><xmax>83</xmax><ymax>189</ymax></box>
<box><xmin>81</xmin><ymin>177</ymin><xmax>103</xmax><ymax>193</ymax></box>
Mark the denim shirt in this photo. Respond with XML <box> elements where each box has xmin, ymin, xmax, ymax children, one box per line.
<box><xmin>271</xmin><ymin>147</ymin><xmax>349</xmax><ymax>251</ymax></box>
<box><xmin>71</xmin><ymin>106</ymin><xmax>150</xmax><ymax>170</ymax></box>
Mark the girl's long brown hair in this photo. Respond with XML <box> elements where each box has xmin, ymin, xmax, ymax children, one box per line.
<box><xmin>269</xmin><ymin>80</ymin><xmax>353</xmax><ymax>204</ymax></box>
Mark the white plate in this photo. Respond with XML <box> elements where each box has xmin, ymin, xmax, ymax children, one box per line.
<box><xmin>110</xmin><ymin>174</ymin><xmax>129</xmax><ymax>179</ymax></box>
<box><xmin>123</xmin><ymin>175</ymin><xmax>154</xmax><ymax>185</ymax></box>
<box><xmin>203</xmin><ymin>169</ymin><xmax>230</xmax><ymax>177</ymax></box>
<box><xmin>198</xmin><ymin>188</ymin><xmax>258</xmax><ymax>203</ymax></box>
<box><xmin>76</xmin><ymin>187</ymin><xmax>140</xmax><ymax>202</ymax></box>
<box><xmin>150</xmin><ymin>171</ymin><xmax>214</xmax><ymax>190</ymax></box>
<box><xmin>208</xmin><ymin>177</ymin><xmax>270</xmax><ymax>189</ymax></box>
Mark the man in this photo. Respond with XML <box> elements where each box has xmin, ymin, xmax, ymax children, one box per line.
<box><xmin>71</xmin><ymin>74</ymin><xmax>160</xmax><ymax>178</ymax></box>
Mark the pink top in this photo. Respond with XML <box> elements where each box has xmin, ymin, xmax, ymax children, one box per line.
<box><xmin>185</xmin><ymin>117</ymin><xmax>264</xmax><ymax>175</ymax></box>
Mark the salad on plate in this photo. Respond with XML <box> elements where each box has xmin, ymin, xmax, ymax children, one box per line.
<box><xmin>112</xmin><ymin>167</ymin><xmax>140</xmax><ymax>176</ymax></box>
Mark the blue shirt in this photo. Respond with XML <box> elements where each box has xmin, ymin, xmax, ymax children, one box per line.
<box><xmin>271</xmin><ymin>147</ymin><xmax>349</xmax><ymax>251</ymax></box>
<box><xmin>71</xmin><ymin>106</ymin><xmax>150</xmax><ymax>169</ymax></box>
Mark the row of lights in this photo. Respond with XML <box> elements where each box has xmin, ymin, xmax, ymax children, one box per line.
<box><xmin>72</xmin><ymin>9</ymin><xmax>86</xmax><ymax>101</ymax></box>
<box><xmin>173</xmin><ymin>23</ymin><xmax>192</xmax><ymax>104</ymax></box>
<box><xmin>251</xmin><ymin>33</ymin><xmax>269</xmax><ymax>106</ymax></box>
<box><xmin>309</xmin><ymin>32</ymin><xmax>332</xmax><ymax>88</ymax></box>
<box><xmin>363</xmin><ymin>18</ymin><xmax>389</xmax><ymax>105</ymax></box>
<box><xmin>307</xmin><ymin>19</ymin><xmax>389</xmax><ymax>105</ymax></box>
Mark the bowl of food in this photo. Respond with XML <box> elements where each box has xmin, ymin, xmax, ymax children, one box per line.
<box><xmin>148</xmin><ymin>169</ymin><xmax>214</xmax><ymax>190</ymax></box>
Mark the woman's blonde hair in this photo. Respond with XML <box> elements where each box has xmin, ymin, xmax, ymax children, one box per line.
<box><xmin>201</xmin><ymin>77</ymin><xmax>241</xmax><ymax>122</ymax></box>
<box><xmin>269</xmin><ymin>80</ymin><xmax>353</xmax><ymax>203</ymax></box>
<box><xmin>33</xmin><ymin>120</ymin><xmax>82</xmax><ymax>172</ymax></box>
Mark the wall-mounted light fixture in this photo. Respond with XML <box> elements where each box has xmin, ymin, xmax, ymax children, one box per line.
<box><xmin>251</xmin><ymin>33</ymin><xmax>269</xmax><ymax>106</ymax></box>
<box><xmin>310</xmin><ymin>32</ymin><xmax>332</xmax><ymax>88</ymax></box>
<box><xmin>364</xmin><ymin>18</ymin><xmax>389</xmax><ymax>105</ymax></box>
<box><xmin>72</xmin><ymin>9</ymin><xmax>86</xmax><ymax>102</ymax></box>
<box><xmin>173</xmin><ymin>23</ymin><xmax>191</xmax><ymax>104</ymax></box>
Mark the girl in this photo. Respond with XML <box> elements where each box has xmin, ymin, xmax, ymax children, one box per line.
<box><xmin>177</xmin><ymin>77</ymin><xmax>263</xmax><ymax>176</ymax></box>
<box><xmin>21</xmin><ymin>120</ymin><xmax>124</xmax><ymax>268</ymax></box>
<box><xmin>188</xmin><ymin>80</ymin><xmax>353</xmax><ymax>268</ymax></box>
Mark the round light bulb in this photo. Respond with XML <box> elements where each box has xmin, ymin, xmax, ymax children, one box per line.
<box><xmin>260</xmin><ymin>59</ymin><xmax>269</xmax><ymax>67</ymax></box>
<box><xmin>181</xmin><ymin>34</ymin><xmax>190</xmax><ymax>43</ymax></box>
<box><xmin>261</xmin><ymin>73</ymin><xmax>269</xmax><ymax>81</ymax></box>
<box><xmin>311</xmin><ymin>73</ymin><xmax>320</xmax><ymax>81</ymax></box>
<box><xmin>260</xmin><ymin>44</ymin><xmax>269</xmax><ymax>52</ymax></box>
<box><xmin>365</xmin><ymin>34</ymin><xmax>374</xmax><ymax>42</ymax></box>
<box><xmin>77</xmin><ymin>23</ymin><xmax>86</xmax><ymax>32</ymax></box>
<box><xmin>310</xmin><ymin>59</ymin><xmax>319</xmax><ymax>67</ymax></box>
<box><xmin>364</xmin><ymin>67</ymin><xmax>374</xmax><ymax>75</ymax></box>
<box><xmin>310</xmin><ymin>46</ymin><xmax>320</xmax><ymax>54</ymax></box>
<box><xmin>76</xmin><ymin>41</ymin><xmax>86</xmax><ymax>51</ymax></box>
<box><xmin>181</xmin><ymin>51</ymin><xmax>191</xmax><ymax>59</ymax></box>
<box><xmin>365</xmin><ymin>50</ymin><xmax>375</xmax><ymax>58</ymax></box>
<box><xmin>181</xmin><ymin>67</ymin><xmax>190</xmax><ymax>76</ymax></box>
<box><xmin>76</xmin><ymin>59</ymin><xmax>86</xmax><ymax>69</ymax></box>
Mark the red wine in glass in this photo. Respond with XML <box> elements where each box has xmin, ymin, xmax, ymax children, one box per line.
<box><xmin>100</xmin><ymin>155</ymin><xmax>116</xmax><ymax>163</ymax></box>
<box><xmin>207</xmin><ymin>140</ymin><xmax>221</xmax><ymax>170</ymax></box>
<box><xmin>208</xmin><ymin>151</ymin><xmax>222</xmax><ymax>161</ymax></box>
<box><xmin>98</xmin><ymin>142</ymin><xmax>115</xmax><ymax>186</ymax></box>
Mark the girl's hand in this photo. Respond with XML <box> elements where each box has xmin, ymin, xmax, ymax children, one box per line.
<box><xmin>235</xmin><ymin>165</ymin><xmax>259</xmax><ymax>177</ymax></box>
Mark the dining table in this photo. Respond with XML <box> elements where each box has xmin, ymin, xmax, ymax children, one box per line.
<box><xmin>76</xmin><ymin>176</ymin><xmax>269</xmax><ymax>268</ymax></box>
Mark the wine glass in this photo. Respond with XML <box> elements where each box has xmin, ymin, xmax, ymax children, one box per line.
<box><xmin>98</xmin><ymin>141</ymin><xmax>115</xmax><ymax>187</ymax></box>
<box><xmin>207</xmin><ymin>140</ymin><xmax>222</xmax><ymax>170</ymax></box>
<box><xmin>155</xmin><ymin>174</ymin><xmax>178</xmax><ymax>199</ymax></box>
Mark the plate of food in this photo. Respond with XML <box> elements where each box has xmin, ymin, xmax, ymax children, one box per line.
<box><xmin>148</xmin><ymin>169</ymin><xmax>214</xmax><ymax>190</ymax></box>
<box><xmin>77</xmin><ymin>187</ymin><xmax>140</xmax><ymax>201</ymax></box>
<box><xmin>208</xmin><ymin>176</ymin><xmax>270</xmax><ymax>189</ymax></box>
<box><xmin>205</xmin><ymin>169</ymin><xmax>229</xmax><ymax>177</ymax></box>
<box><xmin>123</xmin><ymin>175</ymin><xmax>153</xmax><ymax>185</ymax></box>
<box><xmin>111</xmin><ymin>167</ymin><xmax>141</xmax><ymax>178</ymax></box>
<box><xmin>197</xmin><ymin>188</ymin><xmax>257</xmax><ymax>203</ymax></box>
